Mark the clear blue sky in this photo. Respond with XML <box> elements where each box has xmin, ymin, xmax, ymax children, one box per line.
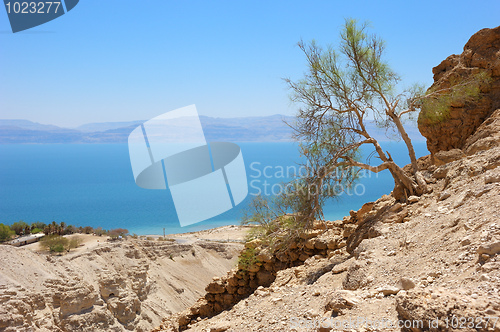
<box><xmin>1</xmin><ymin>0</ymin><xmax>499</xmax><ymax>127</ymax></box>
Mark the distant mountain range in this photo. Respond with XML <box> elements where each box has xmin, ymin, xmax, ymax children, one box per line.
<box><xmin>0</xmin><ymin>115</ymin><xmax>425</xmax><ymax>143</ymax></box>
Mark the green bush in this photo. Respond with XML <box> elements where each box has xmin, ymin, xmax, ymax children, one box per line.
<box><xmin>31</xmin><ymin>228</ymin><xmax>43</xmax><ymax>234</ymax></box>
<box><xmin>31</xmin><ymin>222</ymin><xmax>46</xmax><ymax>231</ymax></box>
<box><xmin>68</xmin><ymin>236</ymin><xmax>82</xmax><ymax>250</ymax></box>
<box><xmin>108</xmin><ymin>228</ymin><xmax>129</xmax><ymax>239</ymax></box>
<box><xmin>94</xmin><ymin>227</ymin><xmax>106</xmax><ymax>236</ymax></box>
<box><xmin>40</xmin><ymin>235</ymin><xmax>69</xmax><ymax>253</ymax></box>
<box><xmin>237</xmin><ymin>246</ymin><xmax>260</xmax><ymax>271</ymax></box>
<box><xmin>39</xmin><ymin>235</ymin><xmax>80</xmax><ymax>253</ymax></box>
<box><xmin>10</xmin><ymin>221</ymin><xmax>29</xmax><ymax>235</ymax></box>
<box><xmin>0</xmin><ymin>224</ymin><xmax>15</xmax><ymax>242</ymax></box>
<box><xmin>51</xmin><ymin>244</ymin><xmax>65</xmax><ymax>253</ymax></box>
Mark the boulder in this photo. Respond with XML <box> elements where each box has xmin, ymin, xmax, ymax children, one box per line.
<box><xmin>418</xmin><ymin>26</ymin><xmax>500</xmax><ymax>154</ymax></box>
<box><xmin>432</xmin><ymin>149</ymin><xmax>465</xmax><ymax>166</ymax></box>
<box><xmin>397</xmin><ymin>277</ymin><xmax>416</xmax><ymax>290</ymax></box>
<box><xmin>325</xmin><ymin>290</ymin><xmax>360</xmax><ymax>314</ymax></box>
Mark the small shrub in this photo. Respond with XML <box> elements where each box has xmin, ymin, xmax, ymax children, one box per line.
<box><xmin>94</xmin><ymin>227</ymin><xmax>106</xmax><ymax>236</ymax></box>
<box><xmin>31</xmin><ymin>228</ymin><xmax>43</xmax><ymax>234</ymax></box>
<box><xmin>420</xmin><ymin>71</ymin><xmax>491</xmax><ymax>124</ymax></box>
<box><xmin>146</xmin><ymin>236</ymin><xmax>153</xmax><ymax>241</ymax></box>
<box><xmin>0</xmin><ymin>224</ymin><xmax>15</xmax><ymax>242</ymax></box>
<box><xmin>108</xmin><ymin>228</ymin><xmax>129</xmax><ymax>240</ymax></box>
<box><xmin>237</xmin><ymin>246</ymin><xmax>260</xmax><ymax>271</ymax></box>
<box><xmin>51</xmin><ymin>244</ymin><xmax>65</xmax><ymax>253</ymax></box>
<box><xmin>68</xmin><ymin>236</ymin><xmax>82</xmax><ymax>250</ymax></box>
<box><xmin>40</xmin><ymin>235</ymin><xmax>69</xmax><ymax>253</ymax></box>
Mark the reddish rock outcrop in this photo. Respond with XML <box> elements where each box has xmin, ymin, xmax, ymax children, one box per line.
<box><xmin>418</xmin><ymin>26</ymin><xmax>500</xmax><ymax>155</ymax></box>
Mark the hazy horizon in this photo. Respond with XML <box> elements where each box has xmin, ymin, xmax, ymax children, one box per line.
<box><xmin>1</xmin><ymin>1</ymin><xmax>499</xmax><ymax>127</ymax></box>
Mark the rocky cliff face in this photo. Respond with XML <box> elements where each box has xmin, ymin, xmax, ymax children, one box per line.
<box><xmin>0</xmin><ymin>238</ymin><xmax>241</xmax><ymax>331</ymax></box>
<box><xmin>418</xmin><ymin>26</ymin><xmax>500</xmax><ymax>155</ymax></box>
<box><xmin>156</xmin><ymin>141</ymin><xmax>500</xmax><ymax>332</ymax></box>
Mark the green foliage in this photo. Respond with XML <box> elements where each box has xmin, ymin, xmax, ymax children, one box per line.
<box><xmin>94</xmin><ymin>227</ymin><xmax>106</xmax><ymax>236</ymax></box>
<box><xmin>108</xmin><ymin>228</ymin><xmax>129</xmax><ymax>240</ymax></box>
<box><xmin>31</xmin><ymin>222</ymin><xmax>46</xmax><ymax>231</ymax></box>
<box><xmin>237</xmin><ymin>246</ymin><xmax>260</xmax><ymax>270</ymax></box>
<box><xmin>31</xmin><ymin>228</ymin><xmax>43</xmax><ymax>234</ymax></box>
<box><xmin>40</xmin><ymin>235</ymin><xmax>69</xmax><ymax>253</ymax></box>
<box><xmin>68</xmin><ymin>236</ymin><xmax>82</xmax><ymax>250</ymax></box>
<box><xmin>51</xmin><ymin>244</ymin><xmax>65</xmax><ymax>253</ymax></box>
<box><xmin>0</xmin><ymin>224</ymin><xmax>15</xmax><ymax>242</ymax></box>
<box><xmin>65</xmin><ymin>225</ymin><xmax>75</xmax><ymax>234</ymax></box>
<box><xmin>420</xmin><ymin>71</ymin><xmax>491</xmax><ymax>124</ymax></box>
<box><xmin>10</xmin><ymin>221</ymin><xmax>29</xmax><ymax>235</ymax></box>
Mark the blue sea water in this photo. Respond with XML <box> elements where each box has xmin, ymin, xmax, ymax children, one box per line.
<box><xmin>0</xmin><ymin>142</ymin><xmax>428</xmax><ymax>235</ymax></box>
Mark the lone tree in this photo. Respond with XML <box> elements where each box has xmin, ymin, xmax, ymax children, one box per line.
<box><xmin>243</xmin><ymin>19</ymin><xmax>488</xmax><ymax>242</ymax></box>
<box><xmin>285</xmin><ymin>19</ymin><xmax>487</xmax><ymax>202</ymax></box>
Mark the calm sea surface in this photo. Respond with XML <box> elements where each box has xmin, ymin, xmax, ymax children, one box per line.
<box><xmin>0</xmin><ymin>142</ymin><xmax>428</xmax><ymax>235</ymax></box>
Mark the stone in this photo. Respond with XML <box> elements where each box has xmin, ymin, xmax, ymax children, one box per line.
<box><xmin>485</xmin><ymin>172</ymin><xmax>500</xmax><ymax>184</ymax></box>
<box><xmin>389</xmin><ymin>203</ymin><xmax>403</xmax><ymax>213</ymax></box>
<box><xmin>245</xmin><ymin>239</ymin><xmax>262</xmax><ymax>249</ymax></box>
<box><xmin>376</xmin><ymin>285</ymin><xmax>400</xmax><ymax>296</ymax></box>
<box><xmin>205</xmin><ymin>281</ymin><xmax>226</xmax><ymax>294</ymax></box>
<box><xmin>314</xmin><ymin>239</ymin><xmax>327</xmax><ymax>250</ymax></box>
<box><xmin>325</xmin><ymin>290</ymin><xmax>360</xmax><ymax>313</ymax></box>
<box><xmin>107</xmin><ymin>293</ymin><xmax>141</xmax><ymax>325</ymax></box>
<box><xmin>59</xmin><ymin>284</ymin><xmax>97</xmax><ymax>317</ymax></box>
<box><xmin>256</xmin><ymin>270</ymin><xmax>274</xmax><ymax>287</ymax></box>
<box><xmin>438</xmin><ymin>191</ymin><xmax>451</xmax><ymax>201</ymax></box>
<box><xmin>418</xmin><ymin>26</ymin><xmax>500</xmax><ymax>154</ymax></box>
<box><xmin>356</xmin><ymin>202</ymin><xmax>375</xmax><ymax>221</ymax></box>
<box><xmin>342</xmin><ymin>224</ymin><xmax>357</xmax><ymax>238</ymax></box>
<box><xmin>384</xmin><ymin>208</ymin><xmax>408</xmax><ymax>224</ymax></box>
<box><xmin>477</xmin><ymin>241</ymin><xmax>500</xmax><ymax>256</ymax></box>
<box><xmin>256</xmin><ymin>249</ymin><xmax>273</xmax><ymax>263</ymax></box>
<box><xmin>460</xmin><ymin>236</ymin><xmax>472</xmax><ymax>246</ymax></box>
<box><xmin>433</xmin><ymin>167</ymin><xmax>448</xmax><ymax>179</ymax></box>
<box><xmin>408</xmin><ymin>196</ymin><xmax>419</xmax><ymax>203</ymax></box>
<box><xmin>342</xmin><ymin>261</ymin><xmax>367</xmax><ymax>290</ymax></box>
<box><xmin>432</xmin><ymin>149</ymin><xmax>466</xmax><ymax>166</ymax></box>
<box><xmin>209</xmin><ymin>321</ymin><xmax>231</xmax><ymax>332</ymax></box>
<box><xmin>452</xmin><ymin>190</ymin><xmax>472</xmax><ymax>208</ymax></box>
<box><xmin>247</xmin><ymin>264</ymin><xmax>261</xmax><ymax>273</ymax></box>
<box><xmin>397</xmin><ymin>277</ymin><xmax>416</xmax><ymax>290</ymax></box>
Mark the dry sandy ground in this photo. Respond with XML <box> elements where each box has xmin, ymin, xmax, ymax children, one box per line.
<box><xmin>167</xmin><ymin>225</ymin><xmax>253</xmax><ymax>243</ymax></box>
<box><xmin>160</xmin><ymin>146</ymin><xmax>500</xmax><ymax>332</ymax></box>
<box><xmin>0</xmin><ymin>226</ymin><xmax>249</xmax><ymax>331</ymax></box>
